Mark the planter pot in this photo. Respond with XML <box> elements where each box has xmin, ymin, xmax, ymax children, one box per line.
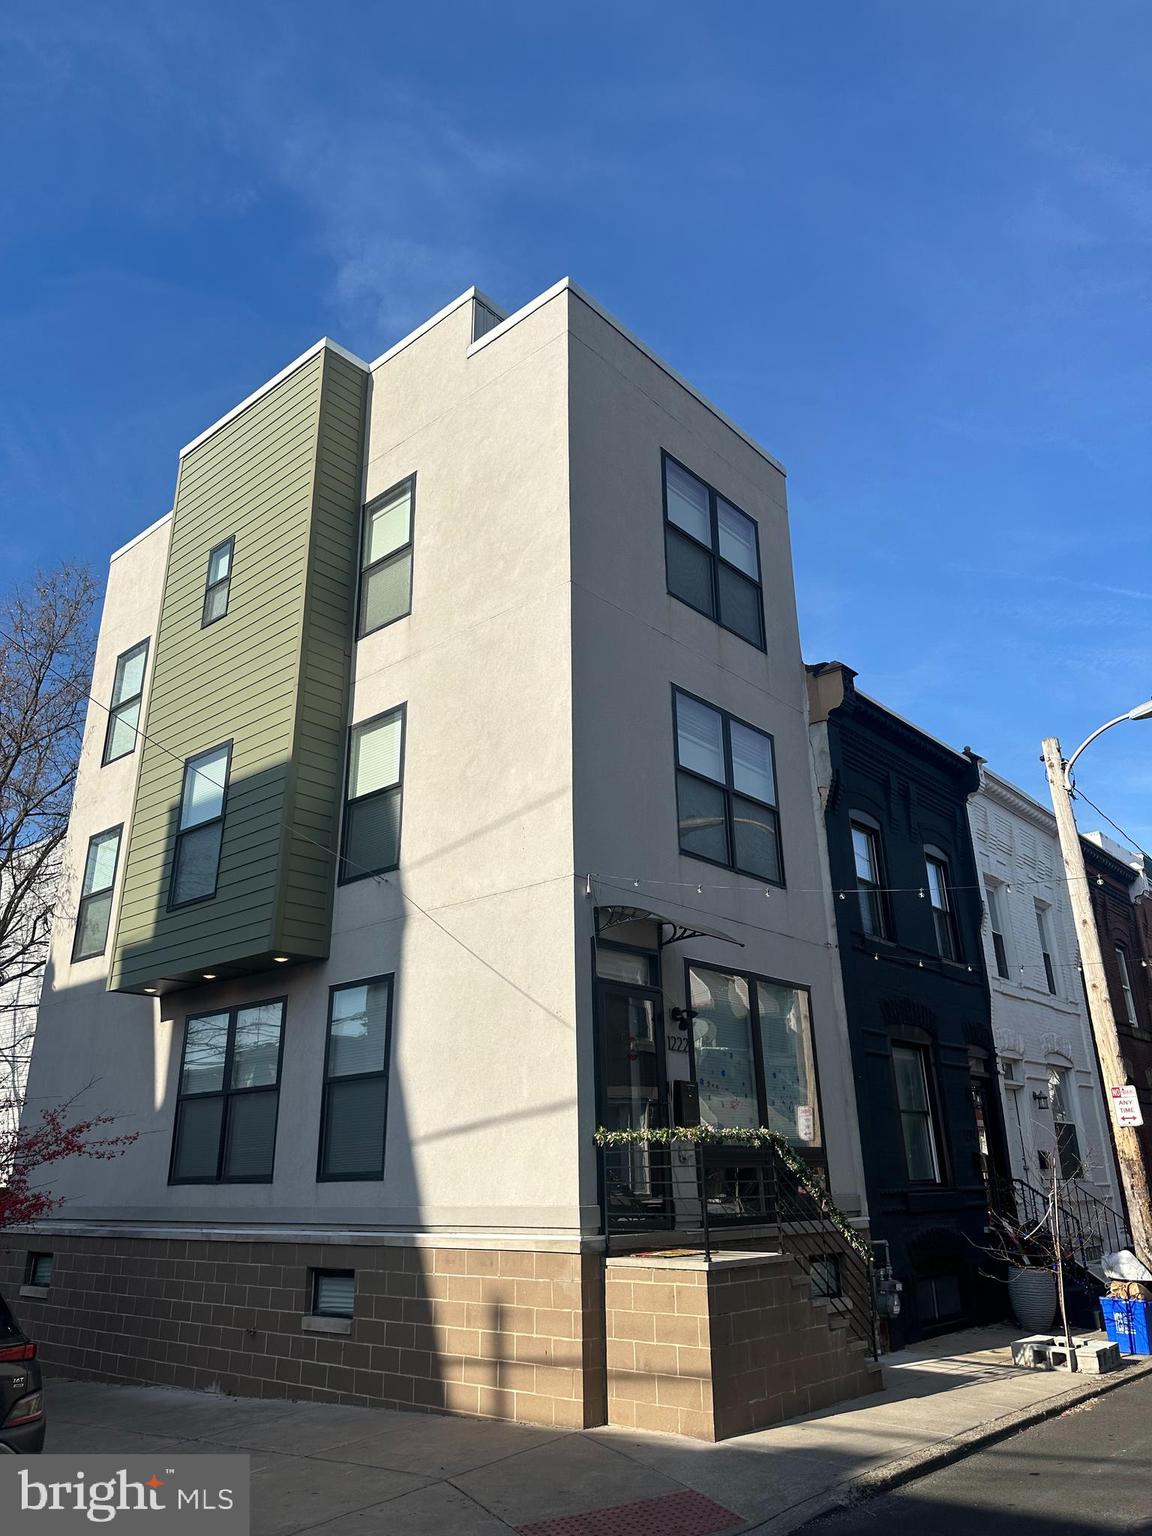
<box><xmin>1008</xmin><ymin>1265</ymin><xmax>1058</xmax><ymax>1331</ymax></box>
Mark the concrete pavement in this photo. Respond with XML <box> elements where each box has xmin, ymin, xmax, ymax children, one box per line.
<box><xmin>39</xmin><ymin>1329</ymin><xmax>1152</xmax><ymax>1536</ymax></box>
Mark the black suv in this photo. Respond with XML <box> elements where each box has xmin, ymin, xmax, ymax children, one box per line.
<box><xmin>0</xmin><ymin>1294</ymin><xmax>44</xmax><ymax>1452</ymax></box>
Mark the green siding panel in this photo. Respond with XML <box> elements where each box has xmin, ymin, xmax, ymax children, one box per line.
<box><xmin>110</xmin><ymin>346</ymin><xmax>367</xmax><ymax>993</ymax></box>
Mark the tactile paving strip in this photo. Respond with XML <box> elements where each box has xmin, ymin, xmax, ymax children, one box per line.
<box><xmin>515</xmin><ymin>1488</ymin><xmax>743</xmax><ymax>1536</ymax></box>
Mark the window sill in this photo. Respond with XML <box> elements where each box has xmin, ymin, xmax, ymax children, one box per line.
<box><xmin>19</xmin><ymin>1286</ymin><xmax>49</xmax><ymax>1300</ymax></box>
<box><xmin>301</xmin><ymin>1315</ymin><xmax>351</xmax><ymax>1336</ymax></box>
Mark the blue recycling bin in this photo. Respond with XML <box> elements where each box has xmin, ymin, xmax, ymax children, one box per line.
<box><xmin>1102</xmin><ymin>1296</ymin><xmax>1152</xmax><ymax>1355</ymax></box>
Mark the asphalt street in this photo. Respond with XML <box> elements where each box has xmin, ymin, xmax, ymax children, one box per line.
<box><xmin>805</xmin><ymin>1372</ymin><xmax>1152</xmax><ymax>1535</ymax></box>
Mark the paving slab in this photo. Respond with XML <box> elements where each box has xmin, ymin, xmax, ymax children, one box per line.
<box><xmin>38</xmin><ymin>1330</ymin><xmax>1152</xmax><ymax>1536</ymax></box>
<box><xmin>204</xmin><ymin>1403</ymin><xmax>410</xmax><ymax>1454</ymax></box>
<box><xmin>246</xmin><ymin>1451</ymin><xmax>431</xmax><ymax>1536</ymax></box>
<box><xmin>317</xmin><ymin>1481</ymin><xmax>517</xmax><ymax>1535</ymax></box>
<box><xmin>310</xmin><ymin>1411</ymin><xmax>567</xmax><ymax>1478</ymax></box>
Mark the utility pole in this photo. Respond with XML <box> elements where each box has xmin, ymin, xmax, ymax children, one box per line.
<box><xmin>1042</xmin><ymin>736</ymin><xmax>1152</xmax><ymax>1267</ymax></box>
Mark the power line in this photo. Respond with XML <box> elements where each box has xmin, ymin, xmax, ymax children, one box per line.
<box><xmin>4</xmin><ymin>618</ymin><xmax>1149</xmax><ymax>986</ymax></box>
<box><xmin>1070</xmin><ymin>785</ymin><xmax>1152</xmax><ymax>865</ymax></box>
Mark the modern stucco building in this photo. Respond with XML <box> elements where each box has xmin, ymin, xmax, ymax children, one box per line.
<box><xmin>2</xmin><ymin>280</ymin><xmax>874</xmax><ymax>1432</ymax></box>
<box><xmin>968</xmin><ymin>770</ymin><xmax>1122</xmax><ymax>1215</ymax></box>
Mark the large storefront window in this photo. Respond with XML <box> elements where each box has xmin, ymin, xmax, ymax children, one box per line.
<box><xmin>688</xmin><ymin>966</ymin><xmax>822</xmax><ymax>1150</ymax></box>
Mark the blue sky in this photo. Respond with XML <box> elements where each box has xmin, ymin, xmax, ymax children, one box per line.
<box><xmin>3</xmin><ymin>2</ymin><xmax>1150</xmax><ymax>843</ymax></box>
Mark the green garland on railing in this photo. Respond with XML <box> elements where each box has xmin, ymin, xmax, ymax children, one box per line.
<box><xmin>593</xmin><ymin>1124</ymin><xmax>871</xmax><ymax>1262</ymax></box>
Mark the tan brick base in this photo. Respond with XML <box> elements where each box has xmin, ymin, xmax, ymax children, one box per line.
<box><xmin>0</xmin><ymin>1234</ymin><xmax>606</xmax><ymax>1429</ymax></box>
<box><xmin>605</xmin><ymin>1251</ymin><xmax>881</xmax><ymax>1440</ymax></box>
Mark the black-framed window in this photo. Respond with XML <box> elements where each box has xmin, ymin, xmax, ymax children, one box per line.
<box><xmin>340</xmin><ymin>708</ymin><xmax>404</xmax><ymax>881</ymax></box>
<box><xmin>924</xmin><ymin>849</ymin><xmax>958</xmax><ymax>961</ymax></box>
<box><xmin>1035</xmin><ymin>903</ymin><xmax>1057</xmax><ymax>994</ymax></box>
<box><xmin>202</xmin><ymin>538</ymin><xmax>234</xmax><ymax>626</ymax></box>
<box><xmin>673</xmin><ymin>688</ymin><xmax>782</xmax><ymax>884</ymax></box>
<box><xmin>662</xmin><ymin>453</ymin><xmax>765</xmax><ymax>650</ymax></box>
<box><xmin>892</xmin><ymin>1042</ymin><xmax>942</xmax><ymax>1183</ymax></box>
<box><xmin>318</xmin><ymin>976</ymin><xmax>393</xmax><ymax>1180</ymax></box>
<box><xmin>358</xmin><ymin>477</ymin><xmax>414</xmax><ymax>637</ymax></box>
<box><xmin>170</xmin><ymin>743</ymin><xmax>231</xmax><ymax>907</ymax></box>
<box><xmin>26</xmin><ymin>1253</ymin><xmax>53</xmax><ymax>1288</ymax></box>
<box><xmin>72</xmin><ymin>825</ymin><xmax>122</xmax><ymax>961</ymax></box>
<box><xmin>850</xmin><ymin>817</ymin><xmax>887</xmax><ymax>939</ymax></box>
<box><xmin>687</xmin><ymin>964</ymin><xmax>822</xmax><ymax>1152</ymax></box>
<box><xmin>1115</xmin><ymin>945</ymin><xmax>1138</xmax><ymax>1024</ymax></box>
<box><xmin>170</xmin><ymin>999</ymin><xmax>285</xmax><ymax>1184</ymax></box>
<box><xmin>102</xmin><ymin>640</ymin><xmax>149</xmax><ymax>764</ymax></box>
<box><xmin>312</xmin><ymin>1270</ymin><xmax>355</xmax><ymax>1318</ymax></box>
<box><xmin>985</xmin><ymin>881</ymin><xmax>1010</xmax><ymax>979</ymax></box>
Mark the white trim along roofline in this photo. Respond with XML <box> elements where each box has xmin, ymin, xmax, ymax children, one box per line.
<box><xmin>466</xmin><ymin>278</ymin><xmax>787</xmax><ymax>477</ymax></box>
<box><xmin>174</xmin><ymin>276</ymin><xmax>784</xmax><ymax>475</ymax></box>
<box><xmin>179</xmin><ymin>337</ymin><xmax>371</xmax><ymax>460</ymax></box>
<box><xmin>366</xmin><ymin>285</ymin><xmax>504</xmax><ymax>371</ymax></box>
<box><xmin>109</xmin><ymin>510</ymin><xmax>174</xmax><ymax>564</ymax></box>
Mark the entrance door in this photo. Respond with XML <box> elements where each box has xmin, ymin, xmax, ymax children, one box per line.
<box><xmin>969</xmin><ymin>1052</ymin><xmax>1008</xmax><ymax>1188</ymax></box>
<box><xmin>596</xmin><ymin>980</ymin><xmax>669</xmax><ymax>1227</ymax></box>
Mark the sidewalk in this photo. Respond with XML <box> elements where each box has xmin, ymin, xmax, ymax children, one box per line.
<box><xmin>43</xmin><ymin>1328</ymin><xmax>1152</xmax><ymax>1536</ymax></box>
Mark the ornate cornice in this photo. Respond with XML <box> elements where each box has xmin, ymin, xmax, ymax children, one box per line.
<box><xmin>975</xmin><ymin>769</ymin><xmax>1057</xmax><ymax>835</ymax></box>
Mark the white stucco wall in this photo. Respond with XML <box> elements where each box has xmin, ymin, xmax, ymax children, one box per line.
<box><xmin>19</xmin><ymin>516</ymin><xmax>170</xmax><ymax>1201</ymax></box>
<box><xmin>565</xmin><ymin>289</ymin><xmax>866</xmax><ymax>1215</ymax></box>
<box><xmin>970</xmin><ymin>771</ymin><xmax>1122</xmax><ymax>1210</ymax></box>
<box><xmin>25</xmin><ymin>280</ymin><xmax>866</xmax><ymax>1238</ymax></box>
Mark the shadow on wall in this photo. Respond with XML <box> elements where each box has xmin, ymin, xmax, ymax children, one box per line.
<box><xmin>113</xmin><ymin>760</ymin><xmax>308</xmax><ymax>989</ymax></box>
<box><xmin>2</xmin><ymin>777</ymin><xmax>604</xmax><ymax>1428</ymax></box>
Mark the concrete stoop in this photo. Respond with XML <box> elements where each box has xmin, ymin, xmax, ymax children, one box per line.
<box><xmin>605</xmin><ymin>1249</ymin><xmax>882</xmax><ymax>1440</ymax></box>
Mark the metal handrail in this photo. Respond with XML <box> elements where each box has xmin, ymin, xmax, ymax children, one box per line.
<box><xmin>598</xmin><ymin>1136</ymin><xmax>879</xmax><ymax>1358</ymax></box>
<box><xmin>993</xmin><ymin>1174</ymin><xmax>1135</xmax><ymax>1280</ymax></box>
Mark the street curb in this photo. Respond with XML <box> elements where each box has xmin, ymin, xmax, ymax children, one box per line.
<box><xmin>738</xmin><ymin>1355</ymin><xmax>1152</xmax><ymax>1535</ymax></box>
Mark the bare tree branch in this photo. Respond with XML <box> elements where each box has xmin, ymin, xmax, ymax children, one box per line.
<box><xmin>0</xmin><ymin>564</ymin><xmax>97</xmax><ymax>1137</ymax></box>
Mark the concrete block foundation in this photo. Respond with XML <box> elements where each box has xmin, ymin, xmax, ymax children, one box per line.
<box><xmin>605</xmin><ymin>1250</ymin><xmax>882</xmax><ymax>1440</ymax></box>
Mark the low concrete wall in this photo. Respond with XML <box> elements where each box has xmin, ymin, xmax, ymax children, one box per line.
<box><xmin>605</xmin><ymin>1251</ymin><xmax>881</xmax><ymax>1440</ymax></box>
<box><xmin>0</xmin><ymin>1233</ymin><xmax>606</xmax><ymax>1429</ymax></box>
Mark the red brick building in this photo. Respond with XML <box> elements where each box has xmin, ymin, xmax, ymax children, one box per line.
<box><xmin>1083</xmin><ymin>835</ymin><xmax>1152</xmax><ymax>1177</ymax></box>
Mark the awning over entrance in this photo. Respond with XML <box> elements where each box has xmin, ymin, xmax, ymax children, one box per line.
<box><xmin>594</xmin><ymin>904</ymin><xmax>744</xmax><ymax>949</ymax></box>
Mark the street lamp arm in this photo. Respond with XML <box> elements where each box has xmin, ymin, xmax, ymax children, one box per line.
<box><xmin>1063</xmin><ymin>714</ymin><xmax>1135</xmax><ymax>791</ymax></box>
